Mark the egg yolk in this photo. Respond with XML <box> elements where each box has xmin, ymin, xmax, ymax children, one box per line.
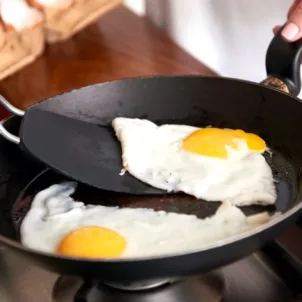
<box><xmin>56</xmin><ymin>226</ymin><xmax>126</xmax><ymax>259</ymax></box>
<box><xmin>182</xmin><ymin>128</ymin><xmax>266</xmax><ymax>159</ymax></box>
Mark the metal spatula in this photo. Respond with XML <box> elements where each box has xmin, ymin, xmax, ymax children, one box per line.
<box><xmin>0</xmin><ymin>97</ymin><xmax>164</xmax><ymax>195</ymax></box>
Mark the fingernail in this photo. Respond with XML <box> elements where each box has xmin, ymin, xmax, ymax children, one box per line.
<box><xmin>281</xmin><ymin>22</ymin><xmax>299</xmax><ymax>40</ymax></box>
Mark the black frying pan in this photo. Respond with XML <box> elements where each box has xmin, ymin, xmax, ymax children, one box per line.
<box><xmin>0</xmin><ymin>27</ymin><xmax>302</xmax><ymax>283</ymax></box>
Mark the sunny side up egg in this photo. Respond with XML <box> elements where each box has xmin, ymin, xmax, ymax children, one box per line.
<box><xmin>20</xmin><ymin>182</ymin><xmax>270</xmax><ymax>259</ymax></box>
<box><xmin>112</xmin><ymin>118</ymin><xmax>277</xmax><ymax>206</ymax></box>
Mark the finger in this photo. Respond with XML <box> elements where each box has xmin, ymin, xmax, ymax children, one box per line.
<box><xmin>276</xmin><ymin>1</ymin><xmax>299</xmax><ymax>37</ymax></box>
<box><xmin>274</xmin><ymin>1</ymin><xmax>298</xmax><ymax>37</ymax></box>
<box><xmin>288</xmin><ymin>0</ymin><xmax>300</xmax><ymax>19</ymax></box>
<box><xmin>272</xmin><ymin>25</ymin><xmax>282</xmax><ymax>34</ymax></box>
<box><xmin>282</xmin><ymin>0</ymin><xmax>302</xmax><ymax>41</ymax></box>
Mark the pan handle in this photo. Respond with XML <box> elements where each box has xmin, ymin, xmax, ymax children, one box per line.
<box><xmin>0</xmin><ymin>95</ymin><xmax>25</xmax><ymax>144</ymax></box>
<box><xmin>262</xmin><ymin>24</ymin><xmax>302</xmax><ymax>96</ymax></box>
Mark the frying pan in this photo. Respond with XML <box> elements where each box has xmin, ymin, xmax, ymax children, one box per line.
<box><xmin>0</xmin><ymin>27</ymin><xmax>302</xmax><ymax>284</ymax></box>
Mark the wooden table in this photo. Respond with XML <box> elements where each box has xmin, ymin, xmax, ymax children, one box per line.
<box><xmin>0</xmin><ymin>5</ymin><xmax>215</xmax><ymax>115</ymax></box>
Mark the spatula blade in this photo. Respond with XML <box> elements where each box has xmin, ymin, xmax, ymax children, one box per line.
<box><xmin>19</xmin><ymin>108</ymin><xmax>165</xmax><ymax>195</ymax></box>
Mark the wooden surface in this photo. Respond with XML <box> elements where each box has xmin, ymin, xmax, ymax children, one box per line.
<box><xmin>0</xmin><ymin>5</ymin><xmax>215</xmax><ymax>113</ymax></box>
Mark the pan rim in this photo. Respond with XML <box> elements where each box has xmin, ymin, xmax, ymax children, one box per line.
<box><xmin>0</xmin><ymin>75</ymin><xmax>301</xmax><ymax>264</ymax></box>
<box><xmin>25</xmin><ymin>74</ymin><xmax>302</xmax><ymax>112</ymax></box>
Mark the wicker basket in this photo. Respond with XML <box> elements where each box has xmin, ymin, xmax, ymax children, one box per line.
<box><xmin>0</xmin><ymin>0</ymin><xmax>45</xmax><ymax>81</ymax></box>
<box><xmin>0</xmin><ymin>0</ymin><xmax>122</xmax><ymax>80</ymax></box>
<box><xmin>0</xmin><ymin>24</ymin><xmax>45</xmax><ymax>81</ymax></box>
<box><xmin>31</xmin><ymin>0</ymin><xmax>123</xmax><ymax>43</ymax></box>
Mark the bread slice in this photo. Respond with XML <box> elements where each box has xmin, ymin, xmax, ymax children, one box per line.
<box><xmin>30</xmin><ymin>0</ymin><xmax>123</xmax><ymax>43</ymax></box>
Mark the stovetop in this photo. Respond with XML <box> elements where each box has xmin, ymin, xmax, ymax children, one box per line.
<box><xmin>0</xmin><ymin>241</ymin><xmax>302</xmax><ymax>302</ymax></box>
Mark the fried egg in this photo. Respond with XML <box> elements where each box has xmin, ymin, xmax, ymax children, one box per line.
<box><xmin>112</xmin><ymin>118</ymin><xmax>276</xmax><ymax>206</ymax></box>
<box><xmin>20</xmin><ymin>182</ymin><xmax>270</xmax><ymax>259</ymax></box>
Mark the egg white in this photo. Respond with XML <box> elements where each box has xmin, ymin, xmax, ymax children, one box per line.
<box><xmin>112</xmin><ymin>118</ymin><xmax>277</xmax><ymax>206</ymax></box>
<box><xmin>20</xmin><ymin>182</ymin><xmax>269</xmax><ymax>258</ymax></box>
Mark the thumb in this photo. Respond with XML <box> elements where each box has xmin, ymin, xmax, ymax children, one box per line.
<box><xmin>282</xmin><ymin>0</ymin><xmax>302</xmax><ymax>41</ymax></box>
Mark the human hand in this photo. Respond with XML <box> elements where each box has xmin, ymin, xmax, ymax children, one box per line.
<box><xmin>273</xmin><ymin>0</ymin><xmax>302</xmax><ymax>41</ymax></box>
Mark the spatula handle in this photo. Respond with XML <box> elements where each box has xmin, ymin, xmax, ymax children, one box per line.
<box><xmin>0</xmin><ymin>95</ymin><xmax>25</xmax><ymax>144</ymax></box>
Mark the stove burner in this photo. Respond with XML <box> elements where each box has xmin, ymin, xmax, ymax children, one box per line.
<box><xmin>52</xmin><ymin>273</ymin><xmax>224</xmax><ymax>301</ymax></box>
<box><xmin>103</xmin><ymin>278</ymin><xmax>175</xmax><ymax>291</ymax></box>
